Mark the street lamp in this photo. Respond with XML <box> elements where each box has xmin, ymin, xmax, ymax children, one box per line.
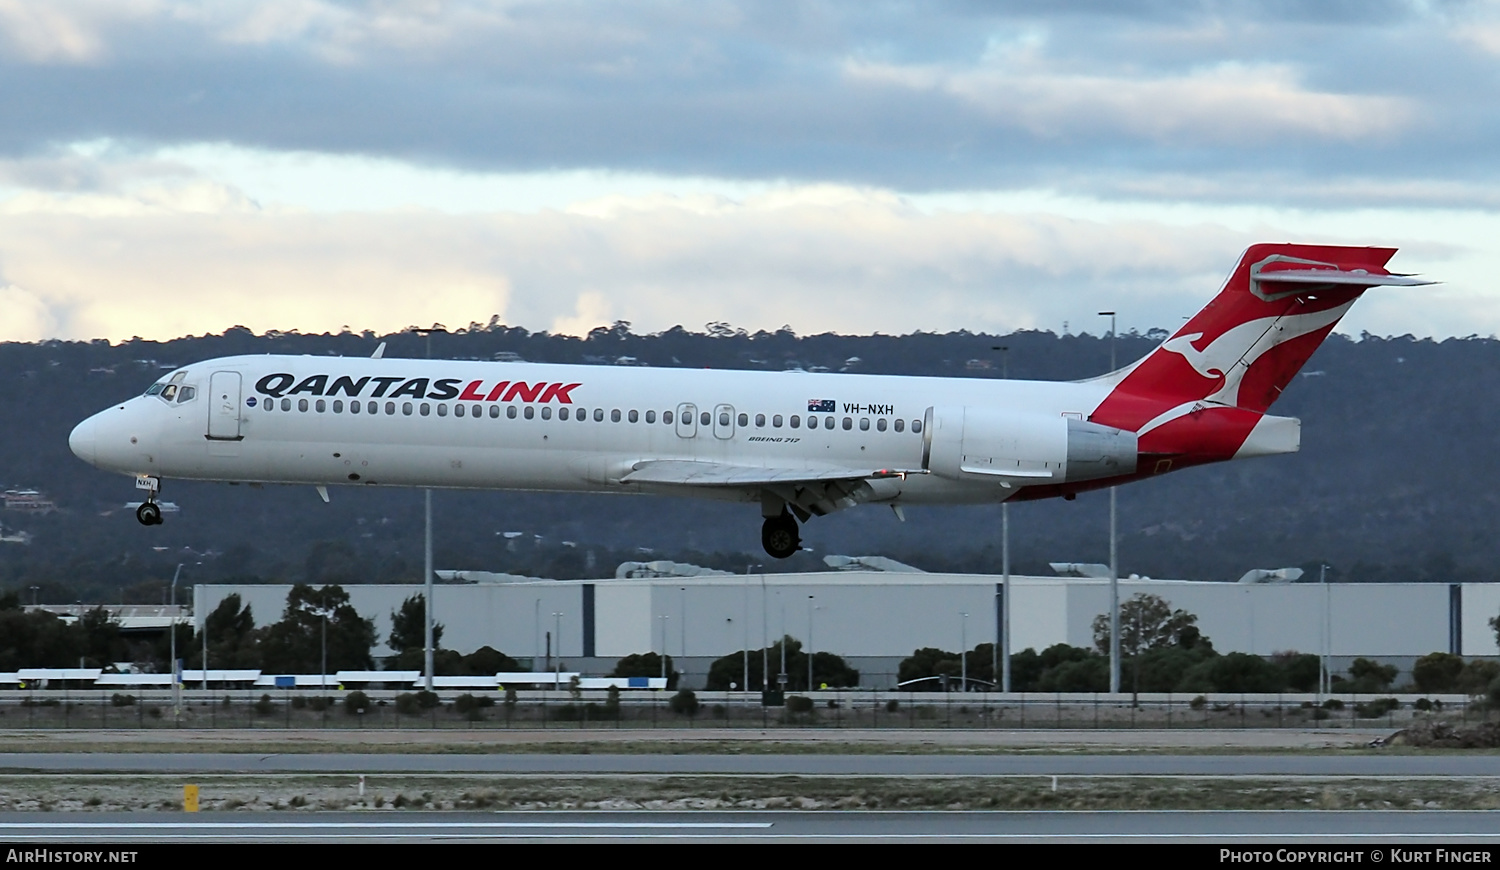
<box><xmin>412</xmin><ymin>325</ymin><xmax>447</xmax><ymax>694</ymax></box>
<box><xmin>552</xmin><ymin>610</ymin><xmax>564</xmax><ymax>689</ymax></box>
<box><xmin>745</xmin><ymin>564</ymin><xmax>762</xmax><ymax>693</ymax></box>
<box><xmin>169</xmin><ymin>563</ymin><xmax>183</xmax><ymax>715</ymax></box>
<box><xmin>1320</xmin><ymin>563</ymin><xmax>1332</xmax><ymax>697</ymax></box>
<box><xmin>1099</xmin><ymin>310</ymin><xmax>1120</xmax><ymax>695</ymax></box>
<box><xmin>960</xmin><ymin>611</ymin><xmax>969</xmax><ymax>692</ymax></box>
<box><xmin>992</xmin><ymin>344</ymin><xmax>1012</xmax><ymax>694</ymax></box>
<box><xmin>658</xmin><ymin>613</ymin><xmax>670</xmax><ymax>681</ymax></box>
<box><xmin>806</xmin><ymin>596</ymin><xmax>817</xmax><ymax>692</ymax></box>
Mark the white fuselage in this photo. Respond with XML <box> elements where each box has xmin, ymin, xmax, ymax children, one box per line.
<box><xmin>70</xmin><ymin>355</ymin><xmax>1120</xmax><ymax>507</ymax></box>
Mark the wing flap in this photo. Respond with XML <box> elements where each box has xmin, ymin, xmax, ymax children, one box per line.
<box><xmin>621</xmin><ymin>459</ymin><xmax>919</xmax><ymax>487</ymax></box>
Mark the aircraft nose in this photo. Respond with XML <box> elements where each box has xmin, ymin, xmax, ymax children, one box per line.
<box><xmin>69</xmin><ymin>416</ymin><xmax>98</xmax><ymax>466</ymax></box>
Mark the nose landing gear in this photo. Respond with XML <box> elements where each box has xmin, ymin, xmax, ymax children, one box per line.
<box><xmin>760</xmin><ymin>510</ymin><xmax>801</xmax><ymax>560</ymax></box>
<box><xmin>135</xmin><ymin>501</ymin><xmax>162</xmax><ymax>526</ymax></box>
<box><xmin>134</xmin><ymin>475</ymin><xmax>164</xmax><ymax>526</ymax></box>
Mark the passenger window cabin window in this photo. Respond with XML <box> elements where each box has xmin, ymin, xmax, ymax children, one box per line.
<box><xmin>755</xmin><ymin>414</ymin><xmax>765</xmax><ymax>427</ymax></box>
<box><xmin>385</xmin><ymin>402</ymin><xmax>395</xmax><ymax>415</ymax></box>
<box><xmin>594</xmin><ymin>408</ymin><xmax>604</xmax><ymax>422</ymax></box>
<box><xmin>628</xmin><ymin>409</ymin><xmax>638</xmax><ymax>423</ymax></box>
<box><xmin>402</xmin><ymin>402</ymin><xmax>412</xmax><ymax>415</ymax></box>
<box><xmin>841</xmin><ymin>417</ymin><xmax>852</xmax><ymax>430</ymax></box>
<box><xmin>772</xmin><ymin>415</ymin><xmax>782</xmax><ymax>428</ymax></box>
<box><xmin>859</xmin><ymin>418</ymin><xmax>870</xmax><ymax>431</ymax></box>
<box><xmin>471</xmin><ymin>404</ymin><xmax>481</xmax><ymax>418</ymax></box>
<box><xmin>455</xmin><ymin>404</ymin><xmax>466</xmax><ymax>418</ymax></box>
<box><xmin>298</xmin><ymin>399</ymin><xmax>308</xmax><ymax>412</ymax></box>
<box><xmin>611</xmin><ymin>409</ymin><xmax>622</xmax><ymax>423</ymax></box>
<box><xmin>367</xmin><ymin>401</ymin><xmax>377</xmax><ymax>414</ymax></box>
<box><xmin>577</xmin><ymin>409</ymin><xmax>587</xmax><ymax>423</ymax></box>
<box><xmin>737</xmin><ymin>413</ymin><xmax>748</xmax><ymax>427</ymax></box>
<box><xmin>824</xmin><ymin>416</ymin><xmax>835</xmax><ymax>430</ymax></box>
<box><xmin>316</xmin><ymin>399</ymin><xmax>326</xmax><ymax>413</ymax></box>
<box><xmin>508</xmin><ymin>406</ymin><xmax>518</xmax><ymax>419</ymax></box>
<box><xmin>524</xmin><ymin>406</ymin><xmax>535</xmax><ymax>420</ymax></box>
<box><xmin>720</xmin><ymin>412</ymin><xmax>730</xmax><ymax>426</ymax></box>
<box><xmin>876</xmin><ymin>418</ymin><xmax>887</xmax><ymax>432</ymax></box>
<box><xmin>663</xmin><ymin>410</ymin><xmax>673</xmax><ymax>425</ymax></box>
<box><xmin>264</xmin><ymin>400</ymin><xmax>273</xmax><ymax>413</ymax></box>
<box><xmin>541</xmin><ymin>407</ymin><xmax>552</xmax><ymax>420</ymax></box>
<box><xmin>790</xmin><ymin>415</ymin><xmax>800</xmax><ymax>428</ymax></box>
<box><xmin>700</xmin><ymin>411</ymin><xmax>710</xmax><ymax>426</ymax></box>
<box><xmin>894</xmin><ymin>418</ymin><xmax>904</xmax><ymax>432</ymax></box>
<box><xmin>911</xmin><ymin>419</ymin><xmax>923</xmax><ymax>433</ymax></box>
<box><xmin>420</xmin><ymin>403</ymin><xmax>431</xmax><ymax>416</ymax></box>
<box><xmin>645</xmin><ymin>410</ymin><xmax>656</xmax><ymax>424</ymax></box>
<box><xmin>559</xmin><ymin>407</ymin><xmax>570</xmax><ymax>421</ymax></box>
<box><xmin>350</xmin><ymin>400</ymin><xmax>360</xmax><ymax>414</ymax></box>
<box><xmin>281</xmin><ymin>398</ymin><xmax>291</xmax><ymax>412</ymax></box>
<box><xmin>333</xmin><ymin>400</ymin><xmax>344</xmax><ymax>413</ymax></box>
<box><xmin>489</xmin><ymin>405</ymin><xmax>500</xmax><ymax>418</ymax></box>
<box><xmin>437</xmin><ymin>403</ymin><xmax>448</xmax><ymax>417</ymax></box>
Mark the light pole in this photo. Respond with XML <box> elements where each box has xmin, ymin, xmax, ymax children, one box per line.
<box><xmin>759</xmin><ymin>567</ymin><xmax>769</xmax><ymax>692</ymax></box>
<box><xmin>992</xmin><ymin>344</ymin><xmax>1012</xmax><ymax>694</ymax></box>
<box><xmin>413</xmin><ymin>325</ymin><xmax>446</xmax><ymax>694</ymax></box>
<box><xmin>745</xmin><ymin>564</ymin><xmax>760</xmax><ymax>693</ymax></box>
<box><xmin>1099</xmin><ymin>310</ymin><xmax>1120</xmax><ymax>695</ymax></box>
<box><xmin>806</xmin><ymin>596</ymin><xmax>818</xmax><ymax>692</ymax></box>
<box><xmin>1320</xmin><ymin>563</ymin><xmax>1331</xmax><ymax>697</ymax></box>
<box><xmin>960</xmin><ymin>611</ymin><xmax>969</xmax><ymax>692</ymax></box>
<box><xmin>534</xmin><ymin>598</ymin><xmax>541</xmax><ymax>668</ymax></box>
<box><xmin>679</xmin><ymin>586</ymin><xmax>687</xmax><ymax>661</ymax></box>
<box><xmin>552</xmin><ymin>610</ymin><xmax>564</xmax><ymax>689</ymax></box>
<box><xmin>169</xmin><ymin>563</ymin><xmax>183</xmax><ymax>715</ymax></box>
<box><xmin>201</xmin><ymin>612</ymin><xmax>209</xmax><ymax>691</ymax></box>
<box><xmin>658</xmin><ymin>613</ymin><xmax>669</xmax><ymax>681</ymax></box>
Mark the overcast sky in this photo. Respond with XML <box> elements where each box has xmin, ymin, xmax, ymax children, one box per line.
<box><xmin>0</xmin><ymin>0</ymin><xmax>1495</xmax><ymax>343</ymax></box>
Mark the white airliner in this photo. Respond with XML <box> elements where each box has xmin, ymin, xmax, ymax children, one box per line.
<box><xmin>69</xmin><ymin>244</ymin><xmax>1430</xmax><ymax>559</ymax></box>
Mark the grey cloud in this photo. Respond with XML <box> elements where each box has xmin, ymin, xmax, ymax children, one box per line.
<box><xmin>0</xmin><ymin>1</ymin><xmax>1494</xmax><ymax>205</ymax></box>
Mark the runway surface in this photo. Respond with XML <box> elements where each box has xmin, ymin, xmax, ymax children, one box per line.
<box><xmin>1</xmin><ymin>753</ymin><xmax>1497</xmax><ymax>777</ymax></box>
<box><xmin>1</xmin><ymin>810</ymin><xmax>1498</xmax><ymax>842</ymax></box>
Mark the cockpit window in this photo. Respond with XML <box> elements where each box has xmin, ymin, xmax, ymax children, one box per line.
<box><xmin>161</xmin><ymin>384</ymin><xmax>178</xmax><ymax>401</ymax></box>
<box><xmin>143</xmin><ymin>384</ymin><xmax>164</xmax><ymax>397</ymax></box>
<box><xmin>177</xmin><ymin>386</ymin><xmax>196</xmax><ymax>403</ymax></box>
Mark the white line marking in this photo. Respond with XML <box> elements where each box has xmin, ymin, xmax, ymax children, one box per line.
<box><xmin>0</xmin><ymin>822</ymin><xmax>773</xmax><ymax>830</ymax></box>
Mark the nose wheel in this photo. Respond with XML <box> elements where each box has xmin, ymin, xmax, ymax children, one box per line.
<box><xmin>136</xmin><ymin>501</ymin><xmax>163</xmax><ymax>526</ymax></box>
<box><xmin>761</xmin><ymin>511</ymin><xmax>801</xmax><ymax>559</ymax></box>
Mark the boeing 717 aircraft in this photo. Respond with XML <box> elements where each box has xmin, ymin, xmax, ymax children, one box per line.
<box><xmin>69</xmin><ymin>243</ymin><xmax>1429</xmax><ymax>558</ymax></box>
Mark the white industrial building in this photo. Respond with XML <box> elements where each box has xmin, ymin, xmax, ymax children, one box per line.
<box><xmin>194</xmin><ymin>571</ymin><xmax>1497</xmax><ymax>689</ymax></box>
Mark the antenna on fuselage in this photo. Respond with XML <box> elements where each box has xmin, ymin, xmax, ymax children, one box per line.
<box><xmin>371</xmin><ymin>342</ymin><xmax>386</xmax><ymax>360</ymax></box>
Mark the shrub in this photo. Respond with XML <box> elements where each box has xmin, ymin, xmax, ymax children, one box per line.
<box><xmin>1414</xmin><ymin>697</ymin><xmax>1434</xmax><ymax>711</ymax></box>
<box><xmin>1345</xmin><ymin>658</ymin><xmax>1399</xmax><ymax>693</ymax></box>
<box><xmin>1458</xmin><ymin>661</ymin><xmax>1500</xmax><ymax>695</ymax></box>
<box><xmin>885</xmin><ymin>699</ymin><xmax>900</xmax><ymax>713</ymax></box>
<box><xmin>308</xmin><ymin>696</ymin><xmax>330</xmax><ymax>712</ymax></box>
<box><xmin>785</xmin><ymin>695</ymin><xmax>814</xmax><ymax>714</ymax></box>
<box><xmin>344</xmin><ymin>691</ymin><xmax>370</xmax><ymax>714</ymax></box>
<box><xmin>290</xmin><ymin>695</ymin><xmax>307</xmax><ymax>709</ymax></box>
<box><xmin>1355</xmin><ymin>697</ymin><xmax>1400</xmax><ymax>718</ymax></box>
<box><xmin>669</xmin><ymin>689</ymin><xmax>700</xmax><ymax>716</ymax></box>
<box><xmin>253</xmin><ymin>694</ymin><xmax>274</xmax><ymax>715</ymax></box>
<box><xmin>394</xmin><ymin>693</ymin><xmax>420</xmax><ymax>715</ymax></box>
<box><xmin>415</xmin><ymin>690</ymin><xmax>441</xmax><ymax>710</ymax></box>
<box><xmin>453</xmin><ymin>694</ymin><xmax>495</xmax><ymax>714</ymax></box>
<box><xmin>1322</xmin><ymin>698</ymin><xmax>1344</xmax><ymax>710</ymax></box>
<box><xmin>110</xmin><ymin>693</ymin><xmax>136</xmax><ymax>707</ymax></box>
<box><xmin>1411</xmin><ymin>652</ymin><xmax>1465</xmax><ymax>693</ymax></box>
<box><xmin>146</xmin><ymin>706</ymin><xmax>162</xmax><ymax>719</ymax></box>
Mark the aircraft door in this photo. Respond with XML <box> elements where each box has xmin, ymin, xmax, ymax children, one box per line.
<box><xmin>676</xmin><ymin>403</ymin><xmax>697</xmax><ymax>438</ymax></box>
<box><xmin>713</xmin><ymin>404</ymin><xmax>735</xmax><ymax>439</ymax></box>
<box><xmin>207</xmin><ymin>371</ymin><xmax>243</xmax><ymax>440</ymax></box>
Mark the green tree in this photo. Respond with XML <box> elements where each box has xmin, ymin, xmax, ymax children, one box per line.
<box><xmin>387</xmin><ymin>594</ymin><xmax>443</xmax><ymax>654</ymax></box>
<box><xmin>0</xmin><ymin>609</ymin><xmax>80</xmax><ymax>671</ymax></box>
<box><xmin>702</xmin><ymin>637</ymin><xmax>858</xmax><ymax>691</ymax></box>
<box><xmin>75</xmin><ymin>606</ymin><xmax>127</xmax><ymax>669</ymax></box>
<box><xmin>1092</xmin><ymin>593</ymin><xmax>1208</xmax><ymax>656</ymax></box>
<box><xmin>188</xmin><ymin>594</ymin><xmax>260</xmax><ymax>668</ymax></box>
<box><xmin>896</xmin><ymin>647</ymin><xmax>960</xmax><ymax>689</ymax></box>
<box><xmin>258</xmin><ymin>584</ymin><xmax>378</xmax><ymax>674</ymax></box>
<box><xmin>1412</xmin><ymin>652</ymin><xmax>1465</xmax><ymax>692</ymax></box>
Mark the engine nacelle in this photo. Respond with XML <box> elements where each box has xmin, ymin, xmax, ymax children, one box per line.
<box><xmin>922</xmin><ymin>406</ymin><xmax>1137</xmax><ymax>484</ymax></box>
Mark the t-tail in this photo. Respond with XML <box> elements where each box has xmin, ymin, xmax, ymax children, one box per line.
<box><xmin>1089</xmin><ymin>243</ymin><xmax>1433</xmax><ymax>470</ymax></box>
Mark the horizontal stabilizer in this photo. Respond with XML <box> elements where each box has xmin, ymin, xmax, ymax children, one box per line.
<box><xmin>1254</xmin><ymin>269</ymin><xmax>1435</xmax><ymax>288</ymax></box>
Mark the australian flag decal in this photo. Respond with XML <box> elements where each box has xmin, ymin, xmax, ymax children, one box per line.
<box><xmin>808</xmin><ymin>399</ymin><xmax>836</xmax><ymax>412</ymax></box>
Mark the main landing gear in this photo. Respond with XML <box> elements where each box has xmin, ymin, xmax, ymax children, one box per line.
<box><xmin>761</xmin><ymin>510</ymin><xmax>802</xmax><ymax>560</ymax></box>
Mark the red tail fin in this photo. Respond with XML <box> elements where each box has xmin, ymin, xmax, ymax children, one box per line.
<box><xmin>1090</xmin><ymin>243</ymin><xmax>1421</xmax><ymax>437</ymax></box>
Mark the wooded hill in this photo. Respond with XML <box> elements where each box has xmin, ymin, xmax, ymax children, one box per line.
<box><xmin>0</xmin><ymin>320</ymin><xmax>1492</xmax><ymax>603</ymax></box>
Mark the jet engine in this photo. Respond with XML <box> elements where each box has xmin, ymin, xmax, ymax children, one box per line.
<box><xmin>922</xmin><ymin>406</ymin><xmax>1137</xmax><ymax>484</ymax></box>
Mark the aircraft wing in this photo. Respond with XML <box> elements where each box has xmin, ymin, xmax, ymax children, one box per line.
<box><xmin>620</xmin><ymin>460</ymin><xmax>918</xmax><ymax>487</ymax></box>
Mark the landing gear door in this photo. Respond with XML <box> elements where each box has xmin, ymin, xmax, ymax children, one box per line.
<box><xmin>676</xmin><ymin>403</ymin><xmax>697</xmax><ymax>439</ymax></box>
<box><xmin>207</xmin><ymin>371</ymin><xmax>244</xmax><ymax>440</ymax></box>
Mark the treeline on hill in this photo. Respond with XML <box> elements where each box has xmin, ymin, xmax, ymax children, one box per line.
<box><xmin>1</xmin><ymin>320</ymin><xmax>1497</xmax><ymax>606</ymax></box>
